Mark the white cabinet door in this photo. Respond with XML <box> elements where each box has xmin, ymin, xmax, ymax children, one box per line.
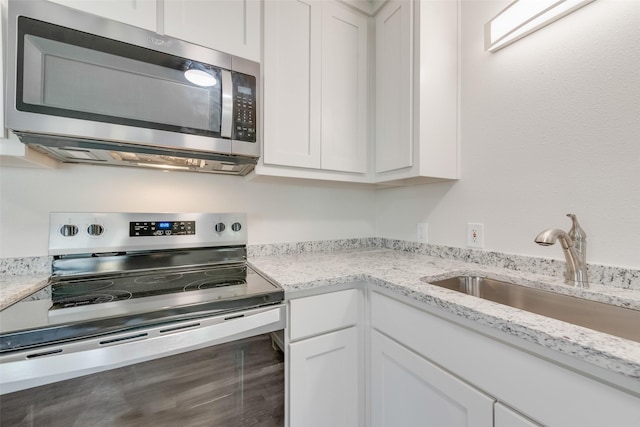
<box><xmin>375</xmin><ymin>0</ymin><xmax>412</xmax><ymax>174</ymax></box>
<box><xmin>321</xmin><ymin>2</ymin><xmax>368</xmax><ymax>173</ymax></box>
<box><xmin>495</xmin><ymin>403</ymin><xmax>541</xmax><ymax>427</ymax></box>
<box><xmin>262</xmin><ymin>0</ymin><xmax>370</xmax><ymax>177</ymax></box>
<box><xmin>163</xmin><ymin>0</ymin><xmax>260</xmax><ymax>61</ymax></box>
<box><xmin>289</xmin><ymin>327</ymin><xmax>360</xmax><ymax>427</ymax></box>
<box><xmin>373</xmin><ymin>0</ymin><xmax>459</xmax><ymax>185</ymax></box>
<box><xmin>263</xmin><ymin>0</ymin><xmax>322</xmax><ymax>169</ymax></box>
<box><xmin>370</xmin><ymin>330</ymin><xmax>494</xmax><ymax>427</ymax></box>
<box><xmin>415</xmin><ymin>0</ymin><xmax>459</xmax><ymax>180</ymax></box>
<box><xmin>47</xmin><ymin>0</ymin><xmax>157</xmax><ymax>31</ymax></box>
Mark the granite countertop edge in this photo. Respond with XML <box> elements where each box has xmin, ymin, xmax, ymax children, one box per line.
<box><xmin>2</xmin><ymin>248</ymin><xmax>639</xmax><ymax>383</ymax></box>
<box><xmin>0</xmin><ymin>274</ymin><xmax>50</xmax><ymax>310</ymax></box>
<box><xmin>247</xmin><ymin>248</ymin><xmax>640</xmax><ymax>383</ymax></box>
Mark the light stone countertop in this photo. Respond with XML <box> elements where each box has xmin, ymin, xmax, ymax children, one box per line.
<box><xmin>0</xmin><ymin>274</ymin><xmax>50</xmax><ymax>310</ymax></box>
<box><xmin>2</xmin><ymin>247</ymin><xmax>639</xmax><ymax>384</ymax></box>
<box><xmin>248</xmin><ymin>248</ymin><xmax>640</xmax><ymax>383</ymax></box>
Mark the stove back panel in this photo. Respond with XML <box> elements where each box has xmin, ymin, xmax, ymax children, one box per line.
<box><xmin>49</xmin><ymin>212</ymin><xmax>247</xmax><ymax>255</ymax></box>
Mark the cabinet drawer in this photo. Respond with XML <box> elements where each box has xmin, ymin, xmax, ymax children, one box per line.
<box><xmin>290</xmin><ymin>289</ymin><xmax>359</xmax><ymax>341</ymax></box>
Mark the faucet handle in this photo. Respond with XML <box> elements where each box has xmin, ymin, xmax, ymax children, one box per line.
<box><xmin>566</xmin><ymin>213</ymin><xmax>587</xmax><ymax>264</ymax></box>
<box><xmin>566</xmin><ymin>213</ymin><xmax>587</xmax><ymax>241</ymax></box>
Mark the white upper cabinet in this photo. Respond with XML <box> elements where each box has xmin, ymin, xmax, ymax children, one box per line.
<box><xmin>261</xmin><ymin>0</ymin><xmax>458</xmax><ymax>186</ymax></box>
<box><xmin>321</xmin><ymin>2</ymin><xmax>369</xmax><ymax>174</ymax></box>
<box><xmin>415</xmin><ymin>0</ymin><xmax>459</xmax><ymax>181</ymax></box>
<box><xmin>374</xmin><ymin>0</ymin><xmax>459</xmax><ymax>186</ymax></box>
<box><xmin>47</xmin><ymin>0</ymin><xmax>157</xmax><ymax>31</ymax></box>
<box><xmin>163</xmin><ymin>0</ymin><xmax>261</xmax><ymax>61</ymax></box>
<box><xmin>262</xmin><ymin>0</ymin><xmax>322</xmax><ymax>170</ymax></box>
<box><xmin>47</xmin><ymin>1</ymin><xmax>260</xmax><ymax>60</ymax></box>
<box><xmin>375</xmin><ymin>0</ymin><xmax>412</xmax><ymax>174</ymax></box>
<box><xmin>259</xmin><ymin>0</ymin><xmax>370</xmax><ymax>180</ymax></box>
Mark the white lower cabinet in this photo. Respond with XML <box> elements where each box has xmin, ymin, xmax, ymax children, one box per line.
<box><xmin>286</xmin><ymin>288</ymin><xmax>640</xmax><ymax>427</ymax></box>
<box><xmin>494</xmin><ymin>403</ymin><xmax>541</xmax><ymax>427</ymax></box>
<box><xmin>370</xmin><ymin>330</ymin><xmax>494</xmax><ymax>427</ymax></box>
<box><xmin>370</xmin><ymin>290</ymin><xmax>640</xmax><ymax>427</ymax></box>
<box><xmin>289</xmin><ymin>327</ymin><xmax>360</xmax><ymax>427</ymax></box>
<box><xmin>287</xmin><ymin>289</ymin><xmax>363</xmax><ymax>427</ymax></box>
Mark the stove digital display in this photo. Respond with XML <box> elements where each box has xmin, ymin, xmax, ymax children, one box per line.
<box><xmin>130</xmin><ymin>221</ymin><xmax>196</xmax><ymax>237</ymax></box>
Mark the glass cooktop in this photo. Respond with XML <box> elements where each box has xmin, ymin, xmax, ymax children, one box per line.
<box><xmin>0</xmin><ymin>265</ymin><xmax>283</xmax><ymax>354</ymax></box>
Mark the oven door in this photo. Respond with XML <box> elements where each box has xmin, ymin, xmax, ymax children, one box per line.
<box><xmin>0</xmin><ymin>305</ymin><xmax>284</xmax><ymax>426</ymax></box>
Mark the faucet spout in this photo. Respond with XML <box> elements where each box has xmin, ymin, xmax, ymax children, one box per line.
<box><xmin>534</xmin><ymin>215</ymin><xmax>589</xmax><ymax>288</ymax></box>
<box><xmin>534</xmin><ymin>228</ymin><xmax>573</xmax><ymax>250</ymax></box>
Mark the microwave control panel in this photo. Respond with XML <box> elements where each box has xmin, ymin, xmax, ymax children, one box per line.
<box><xmin>232</xmin><ymin>72</ymin><xmax>257</xmax><ymax>143</ymax></box>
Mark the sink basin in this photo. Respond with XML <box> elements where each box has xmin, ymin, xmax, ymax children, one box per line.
<box><xmin>425</xmin><ymin>276</ymin><xmax>640</xmax><ymax>343</ymax></box>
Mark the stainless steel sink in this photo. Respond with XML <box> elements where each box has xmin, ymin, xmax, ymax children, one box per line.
<box><xmin>425</xmin><ymin>276</ymin><xmax>640</xmax><ymax>343</ymax></box>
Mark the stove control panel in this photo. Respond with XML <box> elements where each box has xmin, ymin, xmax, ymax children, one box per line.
<box><xmin>49</xmin><ymin>213</ymin><xmax>247</xmax><ymax>256</ymax></box>
<box><xmin>130</xmin><ymin>221</ymin><xmax>195</xmax><ymax>237</ymax></box>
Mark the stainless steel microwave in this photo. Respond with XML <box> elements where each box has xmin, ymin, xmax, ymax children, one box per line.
<box><xmin>5</xmin><ymin>0</ymin><xmax>260</xmax><ymax>175</ymax></box>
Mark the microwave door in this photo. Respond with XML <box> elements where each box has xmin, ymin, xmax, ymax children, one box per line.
<box><xmin>12</xmin><ymin>15</ymin><xmax>231</xmax><ymax>154</ymax></box>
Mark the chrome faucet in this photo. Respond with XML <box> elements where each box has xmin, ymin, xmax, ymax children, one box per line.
<box><xmin>534</xmin><ymin>214</ymin><xmax>589</xmax><ymax>288</ymax></box>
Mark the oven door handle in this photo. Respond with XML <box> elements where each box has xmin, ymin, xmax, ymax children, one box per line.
<box><xmin>0</xmin><ymin>305</ymin><xmax>285</xmax><ymax>395</ymax></box>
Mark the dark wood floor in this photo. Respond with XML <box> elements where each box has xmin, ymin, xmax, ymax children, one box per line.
<box><xmin>0</xmin><ymin>334</ymin><xmax>284</xmax><ymax>427</ymax></box>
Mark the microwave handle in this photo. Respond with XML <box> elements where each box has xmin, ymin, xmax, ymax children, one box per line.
<box><xmin>221</xmin><ymin>70</ymin><xmax>233</xmax><ymax>139</ymax></box>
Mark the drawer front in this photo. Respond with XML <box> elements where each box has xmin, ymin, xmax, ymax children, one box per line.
<box><xmin>289</xmin><ymin>289</ymin><xmax>359</xmax><ymax>341</ymax></box>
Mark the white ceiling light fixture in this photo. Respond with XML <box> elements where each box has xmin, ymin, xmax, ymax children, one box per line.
<box><xmin>485</xmin><ymin>0</ymin><xmax>596</xmax><ymax>52</ymax></box>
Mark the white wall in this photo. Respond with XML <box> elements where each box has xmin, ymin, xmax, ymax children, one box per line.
<box><xmin>376</xmin><ymin>0</ymin><xmax>640</xmax><ymax>269</ymax></box>
<box><xmin>0</xmin><ymin>165</ymin><xmax>376</xmax><ymax>257</ymax></box>
<box><xmin>2</xmin><ymin>0</ymin><xmax>638</xmax><ymax>270</ymax></box>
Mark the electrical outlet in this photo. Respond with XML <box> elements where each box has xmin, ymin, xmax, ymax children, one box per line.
<box><xmin>417</xmin><ymin>223</ymin><xmax>429</xmax><ymax>243</ymax></box>
<box><xmin>467</xmin><ymin>223</ymin><xmax>484</xmax><ymax>248</ymax></box>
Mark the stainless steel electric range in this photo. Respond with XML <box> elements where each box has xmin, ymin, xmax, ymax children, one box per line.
<box><xmin>0</xmin><ymin>213</ymin><xmax>285</xmax><ymax>426</ymax></box>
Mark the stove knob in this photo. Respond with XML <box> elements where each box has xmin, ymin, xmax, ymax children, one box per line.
<box><xmin>87</xmin><ymin>224</ymin><xmax>104</xmax><ymax>236</ymax></box>
<box><xmin>60</xmin><ymin>224</ymin><xmax>79</xmax><ymax>237</ymax></box>
<box><xmin>231</xmin><ymin>222</ymin><xmax>242</xmax><ymax>232</ymax></box>
<box><xmin>214</xmin><ymin>222</ymin><xmax>226</xmax><ymax>233</ymax></box>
